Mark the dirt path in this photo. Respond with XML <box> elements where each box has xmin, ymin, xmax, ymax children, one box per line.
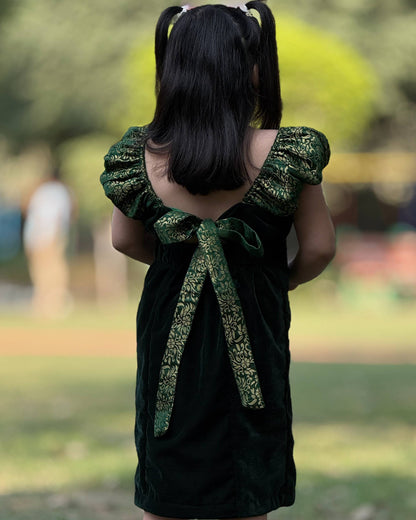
<box><xmin>1</xmin><ymin>327</ymin><xmax>415</xmax><ymax>364</ymax></box>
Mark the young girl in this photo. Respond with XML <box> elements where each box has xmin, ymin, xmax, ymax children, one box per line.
<box><xmin>100</xmin><ymin>2</ymin><xmax>335</xmax><ymax>519</ymax></box>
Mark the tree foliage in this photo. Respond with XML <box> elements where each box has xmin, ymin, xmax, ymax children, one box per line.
<box><xmin>266</xmin><ymin>15</ymin><xmax>377</xmax><ymax>150</ymax></box>
<box><xmin>0</xmin><ymin>0</ymin><xmax>167</xmax><ymax>148</ymax></box>
<box><xmin>0</xmin><ymin>0</ymin><xmax>414</xmax><ymax>151</ymax></box>
<box><xmin>271</xmin><ymin>0</ymin><xmax>416</xmax><ymax>150</ymax></box>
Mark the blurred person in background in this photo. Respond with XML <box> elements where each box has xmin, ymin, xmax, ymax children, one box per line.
<box><xmin>22</xmin><ymin>166</ymin><xmax>76</xmax><ymax>317</ymax></box>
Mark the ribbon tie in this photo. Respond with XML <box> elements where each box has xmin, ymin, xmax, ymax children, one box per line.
<box><xmin>153</xmin><ymin>208</ymin><xmax>266</xmax><ymax>437</ymax></box>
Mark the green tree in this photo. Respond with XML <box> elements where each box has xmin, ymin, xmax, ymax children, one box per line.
<box><xmin>271</xmin><ymin>0</ymin><xmax>416</xmax><ymax>150</ymax></box>
<box><xmin>0</xmin><ymin>0</ymin><xmax>414</xmax><ymax>151</ymax></box>
<box><xmin>0</xmin><ymin>0</ymin><xmax>168</xmax><ymax>147</ymax></box>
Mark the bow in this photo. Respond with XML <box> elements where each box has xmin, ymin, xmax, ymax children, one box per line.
<box><xmin>153</xmin><ymin>208</ymin><xmax>266</xmax><ymax>437</ymax></box>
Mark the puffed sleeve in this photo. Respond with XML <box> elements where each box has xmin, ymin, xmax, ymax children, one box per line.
<box><xmin>277</xmin><ymin>126</ymin><xmax>330</xmax><ymax>185</ymax></box>
<box><xmin>244</xmin><ymin>126</ymin><xmax>330</xmax><ymax>216</ymax></box>
<box><xmin>100</xmin><ymin>126</ymin><xmax>155</xmax><ymax>220</ymax></box>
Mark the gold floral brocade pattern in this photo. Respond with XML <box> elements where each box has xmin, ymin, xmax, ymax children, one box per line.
<box><xmin>153</xmin><ymin>209</ymin><xmax>265</xmax><ymax>437</ymax></box>
<box><xmin>100</xmin><ymin>125</ymin><xmax>330</xmax><ymax>221</ymax></box>
<box><xmin>243</xmin><ymin>126</ymin><xmax>330</xmax><ymax>216</ymax></box>
<box><xmin>100</xmin><ymin>126</ymin><xmax>161</xmax><ymax>221</ymax></box>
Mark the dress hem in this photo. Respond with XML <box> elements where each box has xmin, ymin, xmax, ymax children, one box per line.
<box><xmin>134</xmin><ymin>493</ymin><xmax>295</xmax><ymax>519</ymax></box>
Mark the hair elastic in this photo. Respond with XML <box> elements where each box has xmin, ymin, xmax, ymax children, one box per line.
<box><xmin>224</xmin><ymin>4</ymin><xmax>253</xmax><ymax>16</ymax></box>
<box><xmin>179</xmin><ymin>4</ymin><xmax>252</xmax><ymax>18</ymax></box>
<box><xmin>175</xmin><ymin>5</ymin><xmax>191</xmax><ymax>21</ymax></box>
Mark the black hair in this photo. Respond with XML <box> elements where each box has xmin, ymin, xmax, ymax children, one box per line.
<box><xmin>146</xmin><ymin>1</ymin><xmax>282</xmax><ymax>195</ymax></box>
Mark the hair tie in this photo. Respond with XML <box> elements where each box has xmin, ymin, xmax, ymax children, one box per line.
<box><xmin>178</xmin><ymin>4</ymin><xmax>252</xmax><ymax>19</ymax></box>
<box><xmin>239</xmin><ymin>4</ymin><xmax>254</xmax><ymax>16</ymax></box>
<box><xmin>175</xmin><ymin>5</ymin><xmax>191</xmax><ymax>21</ymax></box>
<box><xmin>226</xmin><ymin>4</ymin><xmax>253</xmax><ymax>16</ymax></box>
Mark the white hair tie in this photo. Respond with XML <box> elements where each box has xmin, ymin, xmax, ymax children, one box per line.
<box><xmin>225</xmin><ymin>4</ymin><xmax>252</xmax><ymax>16</ymax></box>
<box><xmin>175</xmin><ymin>4</ymin><xmax>191</xmax><ymax>20</ymax></box>
<box><xmin>179</xmin><ymin>4</ymin><xmax>252</xmax><ymax>18</ymax></box>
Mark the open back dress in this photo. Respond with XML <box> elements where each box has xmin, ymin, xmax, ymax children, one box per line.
<box><xmin>100</xmin><ymin>125</ymin><xmax>330</xmax><ymax>519</ymax></box>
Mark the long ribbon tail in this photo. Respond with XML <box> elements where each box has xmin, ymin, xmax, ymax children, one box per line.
<box><xmin>197</xmin><ymin>220</ymin><xmax>265</xmax><ymax>409</ymax></box>
<box><xmin>154</xmin><ymin>246</ymin><xmax>207</xmax><ymax>438</ymax></box>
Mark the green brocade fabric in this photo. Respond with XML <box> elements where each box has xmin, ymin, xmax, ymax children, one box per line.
<box><xmin>100</xmin><ymin>125</ymin><xmax>330</xmax><ymax>221</ymax></box>
<box><xmin>100</xmin><ymin>124</ymin><xmax>330</xmax><ymax>518</ymax></box>
<box><xmin>153</xmin><ymin>210</ymin><xmax>265</xmax><ymax>437</ymax></box>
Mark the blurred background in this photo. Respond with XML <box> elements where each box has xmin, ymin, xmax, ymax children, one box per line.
<box><xmin>0</xmin><ymin>1</ymin><xmax>415</xmax><ymax>519</ymax></box>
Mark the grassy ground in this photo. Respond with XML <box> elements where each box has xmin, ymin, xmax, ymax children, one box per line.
<box><xmin>1</xmin><ymin>290</ymin><xmax>415</xmax><ymax>362</ymax></box>
<box><xmin>0</xmin><ymin>290</ymin><xmax>415</xmax><ymax>520</ymax></box>
<box><xmin>0</xmin><ymin>356</ymin><xmax>414</xmax><ymax>520</ymax></box>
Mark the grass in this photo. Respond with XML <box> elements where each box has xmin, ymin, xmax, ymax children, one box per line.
<box><xmin>0</xmin><ymin>357</ymin><xmax>415</xmax><ymax>520</ymax></box>
<box><xmin>0</xmin><ymin>301</ymin><xmax>137</xmax><ymax>331</ymax></box>
<box><xmin>1</xmin><ymin>291</ymin><xmax>416</xmax><ymax>352</ymax></box>
<box><xmin>1</xmin><ymin>290</ymin><xmax>415</xmax><ymax>364</ymax></box>
<box><xmin>0</xmin><ymin>286</ymin><xmax>415</xmax><ymax>519</ymax></box>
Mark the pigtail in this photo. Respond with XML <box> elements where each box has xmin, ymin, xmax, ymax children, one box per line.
<box><xmin>155</xmin><ymin>6</ymin><xmax>183</xmax><ymax>94</ymax></box>
<box><xmin>246</xmin><ymin>0</ymin><xmax>282</xmax><ymax>129</ymax></box>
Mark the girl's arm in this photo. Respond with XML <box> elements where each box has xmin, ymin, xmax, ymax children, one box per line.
<box><xmin>111</xmin><ymin>206</ymin><xmax>156</xmax><ymax>265</ymax></box>
<box><xmin>288</xmin><ymin>184</ymin><xmax>336</xmax><ymax>290</ymax></box>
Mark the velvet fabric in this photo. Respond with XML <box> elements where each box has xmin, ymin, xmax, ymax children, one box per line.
<box><xmin>100</xmin><ymin>125</ymin><xmax>330</xmax><ymax>518</ymax></box>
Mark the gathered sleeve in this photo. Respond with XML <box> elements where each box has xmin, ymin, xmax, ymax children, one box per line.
<box><xmin>276</xmin><ymin>126</ymin><xmax>330</xmax><ymax>185</ymax></box>
<box><xmin>244</xmin><ymin>126</ymin><xmax>331</xmax><ymax>216</ymax></box>
<box><xmin>100</xmin><ymin>126</ymin><xmax>156</xmax><ymax>221</ymax></box>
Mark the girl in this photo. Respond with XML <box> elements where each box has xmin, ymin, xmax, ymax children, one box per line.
<box><xmin>100</xmin><ymin>2</ymin><xmax>336</xmax><ymax>519</ymax></box>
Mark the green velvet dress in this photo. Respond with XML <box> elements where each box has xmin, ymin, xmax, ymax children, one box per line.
<box><xmin>100</xmin><ymin>125</ymin><xmax>330</xmax><ymax>519</ymax></box>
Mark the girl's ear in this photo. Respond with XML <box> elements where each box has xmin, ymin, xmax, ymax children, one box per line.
<box><xmin>252</xmin><ymin>64</ymin><xmax>259</xmax><ymax>89</ymax></box>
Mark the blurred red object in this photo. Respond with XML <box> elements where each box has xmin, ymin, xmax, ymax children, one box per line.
<box><xmin>335</xmin><ymin>231</ymin><xmax>416</xmax><ymax>290</ymax></box>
